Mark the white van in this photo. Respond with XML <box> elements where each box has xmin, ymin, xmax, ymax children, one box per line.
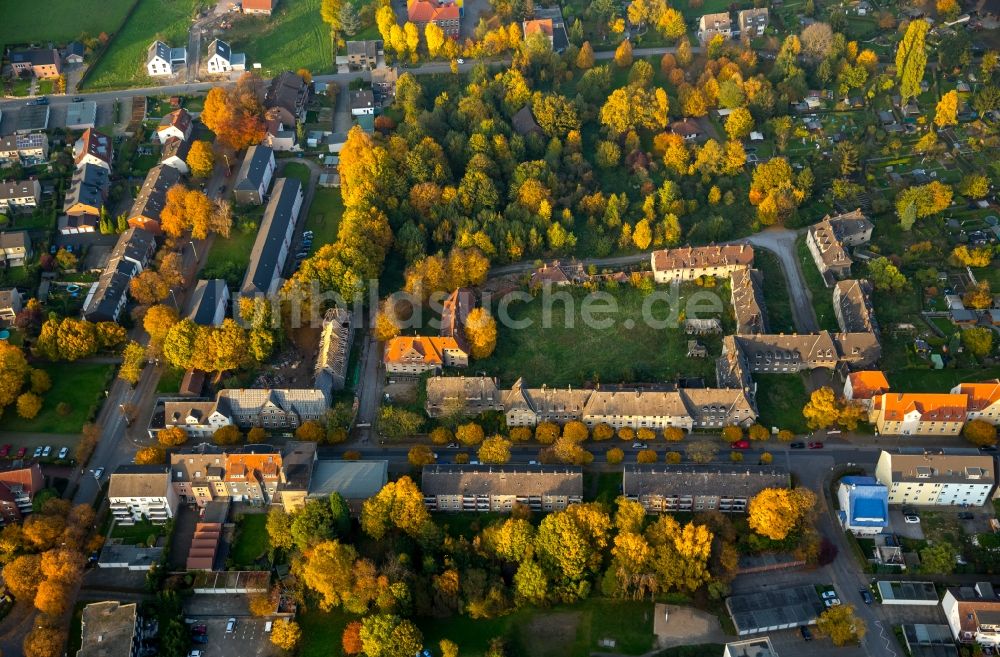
<box><xmin>264</xmin><ymin>621</ymin><xmax>273</xmax><ymax>633</ymax></box>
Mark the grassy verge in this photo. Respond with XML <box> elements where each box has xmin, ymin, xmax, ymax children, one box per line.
<box><xmin>795</xmin><ymin>235</ymin><xmax>839</xmax><ymax>332</ymax></box>
<box><xmin>0</xmin><ymin>363</ymin><xmax>112</xmax><ymax>433</ymax></box>
<box><xmin>229</xmin><ymin>513</ymin><xmax>269</xmax><ymax>569</ymax></box>
<box><xmin>753</xmin><ymin>249</ymin><xmax>796</xmax><ymax>333</ymax></box>
<box><xmin>752</xmin><ymin>373</ymin><xmax>809</xmax><ymax>433</ymax></box>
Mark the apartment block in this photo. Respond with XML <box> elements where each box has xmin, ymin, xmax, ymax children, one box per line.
<box><xmin>422</xmin><ymin>465</ymin><xmax>583</xmax><ymax>513</ymax></box>
<box><xmin>874</xmin><ymin>451</ymin><xmax>996</xmax><ymax>506</ymax></box>
<box><xmin>624</xmin><ymin>464</ymin><xmax>790</xmax><ymax>514</ymax></box>
<box><xmin>650</xmin><ymin>244</ymin><xmax>754</xmax><ymax>283</ymax></box>
<box><xmin>873</xmin><ymin>393</ymin><xmax>967</xmax><ymax>436</ymax></box>
<box><xmin>698</xmin><ymin>12</ymin><xmax>732</xmax><ymax>42</ymax></box>
<box><xmin>952</xmin><ymin>380</ymin><xmax>1000</xmax><ymax>425</ymax></box>
<box><xmin>383</xmin><ymin>335</ymin><xmax>468</xmax><ymax>375</ymax></box>
<box><xmin>805</xmin><ymin>209</ymin><xmax>874</xmax><ymax>281</ymax></box>
<box><xmin>942</xmin><ymin>582</ymin><xmax>1000</xmax><ymax>648</ymax></box>
<box><xmin>108</xmin><ymin>465</ymin><xmax>178</xmax><ymax>525</ymax></box>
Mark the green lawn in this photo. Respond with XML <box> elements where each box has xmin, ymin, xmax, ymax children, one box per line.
<box><xmin>0</xmin><ymin>363</ymin><xmax>112</xmax><ymax>434</ymax></box>
<box><xmin>110</xmin><ymin>519</ymin><xmax>164</xmax><ymax>546</ymax></box>
<box><xmin>475</xmin><ymin>284</ymin><xmax>724</xmax><ymax>387</ymax></box>
<box><xmin>752</xmin><ymin>373</ymin><xmax>809</xmax><ymax>434</ymax></box>
<box><xmin>304</xmin><ymin>187</ymin><xmax>343</xmax><ymax>253</ymax></box>
<box><xmin>0</xmin><ymin>0</ymin><xmax>134</xmax><ymax>50</ymax></box>
<box><xmin>281</xmin><ymin>162</ymin><xmax>312</xmax><ymax>187</ymax></box>
<box><xmin>795</xmin><ymin>235</ymin><xmax>839</xmax><ymax>332</ymax></box>
<box><xmin>157</xmin><ymin>367</ymin><xmax>185</xmax><ymax>393</ymax></box>
<box><xmin>82</xmin><ymin>0</ymin><xmax>202</xmax><ymax>90</ymax></box>
<box><xmin>299</xmin><ymin>608</ymin><xmax>353</xmax><ymax>657</ymax></box>
<box><xmin>753</xmin><ymin>249</ymin><xmax>796</xmax><ymax>333</ymax></box>
<box><xmin>886</xmin><ymin>367</ymin><xmax>1000</xmax><ymax>393</ymax></box>
<box><xmin>223</xmin><ymin>0</ymin><xmax>334</xmax><ymax>76</ymax></box>
<box><xmin>203</xmin><ymin>220</ymin><xmax>259</xmax><ymax>288</ymax></box>
<box><xmin>229</xmin><ymin>513</ymin><xmax>269</xmax><ymax>569</ymax></box>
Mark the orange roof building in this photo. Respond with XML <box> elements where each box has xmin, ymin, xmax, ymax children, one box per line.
<box><xmin>845</xmin><ymin>371</ymin><xmax>890</xmax><ymax>401</ymax></box>
<box><xmin>384</xmin><ymin>336</ymin><xmax>468</xmax><ymax>375</ymax></box>
<box><xmin>407</xmin><ymin>0</ymin><xmax>460</xmax><ymax>37</ymax></box>
<box><xmin>242</xmin><ymin>0</ymin><xmax>277</xmax><ymax>15</ymax></box>
<box><xmin>874</xmin><ymin>393</ymin><xmax>968</xmax><ymax>436</ymax></box>
<box><xmin>523</xmin><ymin>18</ymin><xmax>554</xmax><ymax>47</ymax></box>
<box><xmin>951</xmin><ymin>380</ymin><xmax>1000</xmax><ymax>425</ymax></box>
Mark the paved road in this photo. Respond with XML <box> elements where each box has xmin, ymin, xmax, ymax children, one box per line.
<box><xmin>745</xmin><ymin>227</ymin><xmax>820</xmax><ymax>333</ymax></box>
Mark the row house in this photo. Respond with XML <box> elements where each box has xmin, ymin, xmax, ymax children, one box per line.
<box><xmin>82</xmin><ymin>228</ymin><xmax>157</xmax><ymax>321</ymax></box>
<box><xmin>0</xmin><ymin>231</ymin><xmax>31</xmax><ymax>267</ymax></box>
<box><xmin>834</xmin><ymin>279</ymin><xmax>878</xmax><ymax>335</ymax></box>
<box><xmin>502</xmin><ymin>378</ymin><xmax>593</xmax><ymax>426</ymax></box>
<box><xmin>422</xmin><ymin>465</ymin><xmax>583</xmax><ymax>513</ymax></box>
<box><xmin>952</xmin><ymin>380</ymin><xmax>1000</xmax><ymax>425</ymax></box>
<box><xmin>425</xmin><ymin>375</ymin><xmax>502</xmax><ymax>418</ymax></box>
<box><xmin>155</xmin><ymin>108</ymin><xmax>193</xmax><ymax>143</ymax></box>
<box><xmin>217</xmin><ymin>387</ymin><xmax>328</xmax><ymax>428</ymax></box>
<box><xmin>128</xmin><ymin>164</ymin><xmax>182</xmax><ymax>233</ymax></box>
<box><xmin>873</xmin><ymin>393</ymin><xmax>968</xmax><ymax>436</ymax></box>
<box><xmin>874</xmin><ymin>451</ymin><xmax>996</xmax><ymax>507</ymax></box>
<box><xmin>805</xmin><ymin>209</ymin><xmax>874</xmax><ymax>282</ymax></box>
<box><xmin>383</xmin><ymin>335</ymin><xmax>468</xmax><ymax>375</ymax></box>
<box><xmin>233</xmin><ymin>144</ymin><xmax>276</xmax><ymax>205</ymax></box>
<box><xmin>0</xmin><ymin>133</ymin><xmax>48</xmax><ymax>165</ymax></box>
<box><xmin>62</xmin><ymin>163</ymin><xmax>109</xmax><ymax>229</ymax></box>
<box><xmin>723</xmin><ymin>331</ymin><xmax>881</xmax><ymax>373</ymax></box>
<box><xmin>240</xmin><ymin>177</ymin><xmax>302</xmax><ymax>297</ymax></box>
<box><xmin>160</xmin><ymin>137</ymin><xmax>192</xmax><ymax>174</ymax></box>
<box><xmin>582</xmin><ymin>389</ymin><xmax>694</xmax><ymax>431</ymax></box>
<box><xmin>650</xmin><ymin>244</ymin><xmax>754</xmax><ymax>283</ymax></box>
<box><xmin>108</xmin><ymin>465</ymin><xmax>178</xmax><ymax>525</ymax></box>
<box><xmin>0</xmin><ymin>179</ymin><xmax>40</xmax><ymax>213</ymax></box>
<box><xmin>730</xmin><ymin>266</ymin><xmax>768</xmax><ymax>335</ymax></box>
<box><xmin>623</xmin><ymin>464</ymin><xmax>790</xmax><ymax>514</ymax></box>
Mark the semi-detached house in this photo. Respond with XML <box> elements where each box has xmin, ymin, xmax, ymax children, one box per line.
<box><xmin>624</xmin><ymin>464</ymin><xmax>789</xmax><ymax>514</ymax></box>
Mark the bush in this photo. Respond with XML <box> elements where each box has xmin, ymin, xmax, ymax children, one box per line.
<box><xmin>509</xmin><ymin>426</ymin><xmax>533</xmax><ymax>442</ymax></box>
<box><xmin>606</xmin><ymin>447</ymin><xmax>624</xmax><ymax>464</ymax></box>
<box><xmin>618</xmin><ymin>427</ymin><xmax>635</xmax><ymax>441</ymax></box>
<box><xmin>454</xmin><ymin>453</ymin><xmax>470</xmax><ymax>464</ymax></box>
<box><xmin>730</xmin><ymin>451</ymin><xmax>744</xmax><ymax>462</ymax></box>
<box><xmin>342</xmin><ymin>450</ymin><xmax>362</xmax><ymax>460</ymax></box>
<box><xmin>963</xmin><ymin>419</ymin><xmax>997</xmax><ymax>447</ymax></box>
<box><xmin>592</xmin><ymin>423</ymin><xmax>615</xmax><ymax>441</ymax></box>
<box><xmin>430</xmin><ymin>427</ymin><xmax>454</xmax><ymax>445</ymax></box>
<box><xmin>665</xmin><ymin>451</ymin><xmax>681</xmax><ymax>464</ymax></box>
<box><xmin>748</xmin><ymin>424</ymin><xmax>770</xmax><ymax>441</ymax></box>
<box><xmin>563</xmin><ymin>420</ymin><xmax>589</xmax><ymax>442</ymax></box>
<box><xmin>637</xmin><ymin>427</ymin><xmax>656</xmax><ymax>441</ymax></box>
<box><xmin>535</xmin><ymin>421</ymin><xmax>560</xmax><ymax>444</ymax></box>
<box><xmin>721</xmin><ymin>426</ymin><xmax>743</xmax><ymax>442</ymax></box>
<box><xmin>55</xmin><ymin>402</ymin><xmax>72</xmax><ymax>417</ymax></box>
<box><xmin>636</xmin><ymin>449</ymin><xmax>657</xmax><ymax>463</ymax></box>
<box><xmin>663</xmin><ymin>427</ymin><xmax>685</xmax><ymax>441</ymax></box>
<box><xmin>760</xmin><ymin>452</ymin><xmax>774</xmax><ymax>464</ymax></box>
<box><xmin>777</xmin><ymin>429</ymin><xmax>795</xmax><ymax>442</ymax></box>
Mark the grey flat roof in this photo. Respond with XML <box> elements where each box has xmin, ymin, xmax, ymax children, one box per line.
<box><xmin>877</xmin><ymin>580</ymin><xmax>939</xmax><ymax>602</ymax></box>
<box><xmin>307</xmin><ymin>460</ymin><xmax>388</xmax><ymax>499</ymax></box>
<box><xmin>726</xmin><ymin>585</ymin><xmax>825</xmax><ymax>635</ymax></box>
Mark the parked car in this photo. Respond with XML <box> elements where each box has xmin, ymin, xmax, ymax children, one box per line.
<box><xmin>0</xmin><ymin>445</ymin><xmax>11</xmax><ymax>458</ymax></box>
<box><xmin>730</xmin><ymin>440</ymin><xmax>750</xmax><ymax>449</ymax></box>
<box><xmin>824</xmin><ymin>598</ymin><xmax>841</xmax><ymax>607</ymax></box>
<box><xmin>57</xmin><ymin>447</ymin><xmax>69</xmax><ymax>459</ymax></box>
<box><xmin>93</xmin><ymin>467</ymin><xmax>105</xmax><ymax>480</ymax></box>
<box><xmin>800</xmin><ymin>626</ymin><xmax>813</xmax><ymax>641</ymax></box>
<box><xmin>808</xmin><ymin>441</ymin><xmax>824</xmax><ymax>449</ymax></box>
<box><xmin>631</xmin><ymin>442</ymin><xmax>648</xmax><ymax>449</ymax></box>
<box><xmin>979</xmin><ymin>445</ymin><xmax>997</xmax><ymax>452</ymax></box>
<box><xmin>191</xmin><ymin>634</ymin><xmax>208</xmax><ymax>644</ymax></box>
<box><xmin>446</xmin><ymin>443</ymin><xmax>460</xmax><ymax>449</ymax></box>
<box><xmin>225</xmin><ymin>618</ymin><xmax>236</xmax><ymax>633</ymax></box>
<box><xmin>860</xmin><ymin>589</ymin><xmax>874</xmax><ymax>605</ymax></box>
<box><xmin>303</xmin><ymin>231</ymin><xmax>314</xmax><ymax>238</ymax></box>
<box><xmin>904</xmin><ymin>515</ymin><xmax>921</xmax><ymax>524</ymax></box>
<box><xmin>41</xmin><ymin>445</ymin><xmax>52</xmax><ymax>457</ymax></box>
<box><xmin>188</xmin><ymin>651</ymin><xmax>203</xmax><ymax>657</ymax></box>
<box><xmin>958</xmin><ymin>512</ymin><xmax>974</xmax><ymax>520</ymax></box>
<box><xmin>790</xmin><ymin>442</ymin><xmax>805</xmax><ymax>449</ymax></box>
<box><xmin>16</xmin><ymin>447</ymin><xmax>26</xmax><ymax>458</ymax></box>
<box><xmin>821</xmin><ymin>590</ymin><xmax>837</xmax><ymax>599</ymax></box>
<box><xmin>33</xmin><ymin>446</ymin><xmax>43</xmax><ymax>458</ymax></box>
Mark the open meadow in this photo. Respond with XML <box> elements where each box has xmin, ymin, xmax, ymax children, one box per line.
<box><xmin>0</xmin><ymin>0</ymin><xmax>133</xmax><ymax>50</ymax></box>
<box><xmin>222</xmin><ymin>0</ymin><xmax>333</xmax><ymax>75</ymax></box>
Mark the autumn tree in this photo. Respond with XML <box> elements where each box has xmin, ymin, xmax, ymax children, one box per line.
<box><xmin>748</xmin><ymin>487</ymin><xmax>816</xmax><ymax>540</ymax></box>
<box><xmin>118</xmin><ymin>341</ymin><xmax>145</xmax><ymax>385</ymax></box>
<box><xmin>479</xmin><ymin>436</ymin><xmax>512</xmax><ymax>464</ymax></box>
<box><xmin>134</xmin><ymin>446</ymin><xmax>166</xmax><ymax>464</ymax></box>
<box><xmin>360</xmin><ymin>614</ymin><xmax>423</xmax><ymax>657</ymax></box>
<box><xmin>748</xmin><ymin>157</ymin><xmax>807</xmax><ymax>225</ymax></box>
<box><xmin>962</xmin><ymin>327</ymin><xmax>993</xmax><ymax>359</ymax></box>
<box><xmin>143</xmin><ymin>304</ymin><xmax>179</xmax><ymax>351</ymax></box>
<box><xmin>271</xmin><ymin>619</ymin><xmax>301</xmax><ymax>651</ymax></box>
<box><xmin>23</xmin><ymin>624</ymin><xmax>66</xmax><ymax>657</ymax></box>
<box><xmin>801</xmin><ymin>22</ymin><xmax>834</xmax><ymax>59</ymax></box>
<box><xmin>342</xmin><ymin>621</ymin><xmax>364</xmax><ymax>655</ymax></box>
<box><xmin>721</xmin><ymin>426</ymin><xmax>743</xmax><ymax>442</ymax></box>
<box><xmin>817</xmin><ymin>604</ymin><xmax>866</xmax><ymax>646</ymax></box>
<box><xmin>213</xmin><ymin>425</ymin><xmax>243</xmax><ymax>445</ymax></box>
<box><xmin>614</xmin><ymin>39</ymin><xmax>633</xmax><ymax>67</ymax></box>
<box><xmin>157</xmin><ymin>426</ymin><xmax>188</xmax><ymax>447</ymax></box>
<box><xmin>465</xmin><ymin>308</ymin><xmax>498</xmax><ymax>359</ymax></box>
<box><xmin>16</xmin><ymin>392</ymin><xmax>42</xmax><ymax>419</ymax></box>
<box><xmin>607</xmin><ymin>447</ymin><xmax>624</xmax><ymax>464</ymax></box>
<box><xmin>456</xmin><ymin>422</ymin><xmax>485</xmax><ymax>446</ymax></box>
<box><xmin>868</xmin><ymin>257</ymin><xmax>907</xmax><ymax>292</ymax></box>
<box><xmin>896</xmin><ymin>20</ymin><xmax>929</xmax><ymax>103</ymax></box>
<box><xmin>963</xmin><ymin>281</ymin><xmax>993</xmax><ymax>310</ymax></box>
<box><xmin>952</xmin><ymin>245</ymin><xmax>994</xmax><ymax>267</ymax></box>
<box><xmin>963</xmin><ymin>419</ymin><xmax>998</xmax><ymax>447</ymax></box>
<box><xmin>34</xmin><ymin>579</ymin><xmax>70</xmax><ymax>616</ymax></box>
<box><xmin>576</xmin><ymin>41</ymin><xmax>595</xmax><ymax>69</ymax></box>
<box><xmin>407</xmin><ymin>444</ymin><xmax>436</xmax><ymax>467</ymax></box>
<box><xmin>934</xmin><ymin>90</ymin><xmax>959</xmax><ymax>128</ymax></box>
<box><xmin>725</xmin><ymin>107</ymin><xmax>754</xmax><ymax>141</ymax></box>
<box><xmin>687</xmin><ymin>440</ymin><xmax>717</xmax><ymax>463</ymax></box>
<box><xmin>200</xmin><ymin>73</ymin><xmax>266</xmax><ymax>151</ymax></box>
<box><xmin>3</xmin><ymin>553</ymin><xmax>42</xmax><ymax>598</ymax></box>
<box><xmin>361</xmin><ymin>476</ymin><xmax>429</xmax><ymax>539</ymax></box>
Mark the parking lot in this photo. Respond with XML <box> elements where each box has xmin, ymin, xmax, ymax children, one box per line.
<box><xmin>188</xmin><ymin>617</ymin><xmax>278</xmax><ymax>657</ymax></box>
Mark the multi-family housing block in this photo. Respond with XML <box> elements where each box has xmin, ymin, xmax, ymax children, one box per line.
<box><xmin>241</xmin><ymin>177</ymin><xmax>302</xmax><ymax>297</ymax></box>
<box><xmin>314</xmin><ymin>307</ymin><xmax>354</xmax><ymax>395</ymax></box>
<box><xmin>0</xmin><ymin>179</ymin><xmax>40</xmax><ymax>213</ymax></box>
<box><xmin>805</xmin><ymin>209</ymin><xmax>874</xmax><ymax>282</ymax></box>
<box><xmin>383</xmin><ymin>335</ymin><xmax>468</xmax><ymax>375</ymax></box>
<box><xmin>875</xmin><ymin>451</ymin><xmax>997</xmax><ymax>506</ymax></box>
<box><xmin>0</xmin><ymin>465</ymin><xmax>43</xmax><ymax>524</ymax></box>
<box><xmin>698</xmin><ymin>12</ymin><xmax>732</xmax><ymax>42</ymax></box>
<box><xmin>872</xmin><ymin>393</ymin><xmax>968</xmax><ymax>435</ymax></box>
<box><xmin>834</xmin><ymin>279</ymin><xmax>878</xmax><ymax>335</ymax></box>
<box><xmin>77</xmin><ymin>601</ymin><xmax>141</xmax><ymax>657</ymax></box>
<box><xmin>425</xmin><ymin>375</ymin><xmax>503</xmax><ymax>418</ymax></box>
<box><xmin>0</xmin><ymin>133</ymin><xmax>48</xmax><ymax>165</ymax></box>
<box><xmin>407</xmin><ymin>0</ymin><xmax>460</xmax><ymax>37</ymax></box>
<box><xmin>128</xmin><ymin>164</ymin><xmax>181</xmax><ymax>233</ymax></box>
<box><xmin>737</xmin><ymin>8</ymin><xmax>769</xmax><ymax>37</ymax></box>
<box><xmin>952</xmin><ymin>380</ymin><xmax>1000</xmax><ymax>425</ymax></box>
<box><xmin>730</xmin><ymin>266</ymin><xmax>768</xmax><ymax>334</ymax></box>
<box><xmin>233</xmin><ymin>144</ymin><xmax>276</xmax><ymax>205</ymax></box>
<box><xmin>82</xmin><ymin>228</ymin><xmax>157</xmax><ymax>322</ymax></box>
<box><xmin>837</xmin><ymin>476</ymin><xmax>889</xmax><ymax>536</ymax></box>
<box><xmin>650</xmin><ymin>244</ymin><xmax>755</xmax><ymax>283</ymax></box>
<box><xmin>942</xmin><ymin>583</ymin><xmax>1000</xmax><ymax>649</ymax></box>
<box><xmin>624</xmin><ymin>464</ymin><xmax>789</xmax><ymax>514</ymax></box>
<box><xmin>108</xmin><ymin>465</ymin><xmax>178</xmax><ymax>525</ymax></box>
<box><xmin>422</xmin><ymin>465</ymin><xmax>583</xmax><ymax>512</ymax></box>
<box><xmin>844</xmin><ymin>370</ymin><xmax>891</xmax><ymax>413</ymax></box>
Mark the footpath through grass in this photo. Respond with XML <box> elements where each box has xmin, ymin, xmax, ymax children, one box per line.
<box><xmin>83</xmin><ymin>0</ymin><xmax>202</xmax><ymax>90</ymax></box>
<box><xmin>0</xmin><ymin>363</ymin><xmax>112</xmax><ymax>434</ymax></box>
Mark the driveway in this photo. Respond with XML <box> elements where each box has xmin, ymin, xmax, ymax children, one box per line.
<box><xmin>745</xmin><ymin>228</ymin><xmax>819</xmax><ymax>333</ymax></box>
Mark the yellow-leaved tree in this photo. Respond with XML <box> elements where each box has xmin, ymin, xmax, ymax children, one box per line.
<box><xmin>747</xmin><ymin>487</ymin><xmax>816</xmax><ymax>540</ymax></box>
<box><xmin>464</xmin><ymin>307</ymin><xmax>497</xmax><ymax>359</ymax></box>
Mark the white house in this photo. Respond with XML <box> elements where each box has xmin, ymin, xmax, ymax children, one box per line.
<box><xmin>108</xmin><ymin>465</ymin><xmax>178</xmax><ymax>525</ymax></box>
<box><xmin>874</xmin><ymin>451</ymin><xmax>996</xmax><ymax>507</ymax></box>
<box><xmin>156</xmin><ymin>108</ymin><xmax>193</xmax><ymax>143</ymax></box>
<box><xmin>163</xmin><ymin>400</ymin><xmax>233</xmax><ymax>438</ymax></box>
<box><xmin>205</xmin><ymin>39</ymin><xmax>245</xmax><ymax>74</ymax></box>
<box><xmin>146</xmin><ymin>41</ymin><xmax>186</xmax><ymax>77</ymax></box>
<box><xmin>942</xmin><ymin>583</ymin><xmax>1000</xmax><ymax>648</ymax></box>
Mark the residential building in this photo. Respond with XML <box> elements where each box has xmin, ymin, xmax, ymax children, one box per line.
<box><xmin>314</xmin><ymin>307</ymin><xmax>354</xmax><ymax>395</ymax></box>
<box><xmin>264</xmin><ymin>71</ymin><xmax>309</xmax><ymax>128</ymax></box>
<box><xmin>834</xmin><ymin>279</ymin><xmax>878</xmax><ymax>334</ymax></box>
<box><xmin>349</xmin><ymin>89</ymin><xmax>375</xmax><ymax>116</ymax></box>
<box><xmin>383</xmin><ymin>335</ymin><xmax>468</xmax><ymax>375</ymax></box>
<box><xmin>952</xmin><ymin>380</ymin><xmax>1000</xmax><ymax>425</ymax></box>
<box><xmin>147</xmin><ymin>41</ymin><xmax>186</xmax><ymax>76</ymax></box>
<box><xmin>15</xmin><ymin>105</ymin><xmax>49</xmax><ymax>134</ymax></box>
<box><xmin>737</xmin><ymin>8</ymin><xmax>769</xmax><ymax>37</ymax></box>
<box><xmin>502</xmin><ymin>379</ymin><xmax>590</xmax><ymax>426</ymax></box>
<box><xmin>874</xmin><ymin>451</ymin><xmax>996</xmax><ymax>506</ymax></box>
<box><xmin>0</xmin><ymin>464</ymin><xmax>43</xmax><ymax>524</ymax></box>
<box><xmin>163</xmin><ymin>400</ymin><xmax>232</xmax><ymax>439</ymax></box>
<box><xmin>530</xmin><ymin>259</ymin><xmax>588</xmax><ymax>286</ymax></box>
<box><xmin>371</xmin><ymin>66</ymin><xmax>398</xmax><ymax>105</ymax></box>
<box><xmin>346</xmin><ymin>40</ymin><xmax>381</xmax><ymax>70</ymax></box>
<box><xmin>722</xmin><ymin>331</ymin><xmax>881</xmax><ymax>374</ymax></box>
<box><xmin>681</xmin><ymin>387</ymin><xmax>757</xmax><ymax>428</ymax></box>
<box><xmin>66</xmin><ymin>100</ymin><xmax>98</xmax><ymax>130</ymax></box>
<box><xmin>727</xmin><ymin>585</ymin><xmax>824</xmax><ymax>636</ymax></box>
<box><xmin>533</xmin><ymin>7</ymin><xmax>570</xmax><ymax>51</ymax></box>
<box><xmin>837</xmin><ymin>476</ymin><xmax>889</xmax><ymax>536</ymax></box>
<box><xmin>624</xmin><ymin>464</ymin><xmax>789</xmax><ymax>514</ymax></box>
<box><xmin>877</xmin><ymin>581</ymin><xmax>939</xmax><ymax>605</ymax></box>
<box><xmin>156</xmin><ymin>108</ymin><xmax>193</xmax><ymax>143</ymax></box>
<box><xmin>108</xmin><ymin>465</ymin><xmax>177</xmax><ymax>525</ymax></box>
<box><xmin>0</xmin><ymin>231</ymin><xmax>32</xmax><ymax>267</ymax></box>
<box><xmin>650</xmin><ymin>244</ymin><xmax>755</xmax><ymax>283</ymax></box>
<box><xmin>0</xmin><ymin>133</ymin><xmax>48</xmax><ymax>165</ymax></box>
<box><xmin>307</xmin><ymin>460</ymin><xmax>388</xmax><ymax>513</ymax></box>
<box><xmin>440</xmin><ymin>287</ymin><xmax>474</xmax><ymax>353</ymax></box>
<box><xmin>426</xmin><ymin>376</ymin><xmax>503</xmax><ymax>417</ymax></box>
<box><xmin>0</xmin><ymin>288</ymin><xmax>22</xmax><ymax>326</ymax></box>
<box><xmin>873</xmin><ymin>393</ymin><xmax>968</xmax><ymax>436</ymax></box>
<box><xmin>82</xmin><ymin>228</ymin><xmax>156</xmax><ymax>322</ymax></box>
<box><xmin>844</xmin><ymin>370</ymin><xmax>891</xmax><ymax>415</ymax></box>
<box><xmin>422</xmin><ymin>465</ymin><xmax>583</xmax><ymax>512</ymax></box>
<box><xmin>273</xmin><ymin>441</ymin><xmax>318</xmax><ymax>510</ymax></box>
<box><xmin>671</xmin><ymin>119</ymin><xmax>701</xmax><ymax>141</ymax></box>
<box><xmin>942</xmin><ymin>582</ymin><xmax>1000</xmax><ymax>648</ymax></box>
<box><xmin>698</xmin><ymin>12</ymin><xmax>733</xmax><ymax>42</ymax></box>
<box><xmin>184</xmin><ymin>279</ymin><xmax>230</xmax><ymax>326</ymax></box>
<box><xmin>730</xmin><ymin>266</ymin><xmax>767</xmax><ymax>334</ymax></box>
<box><xmin>264</xmin><ymin>109</ymin><xmax>296</xmax><ymax>151</ymax></box>
<box><xmin>233</xmin><ymin>144</ymin><xmax>276</xmax><ymax>205</ymax></box>
<box><xmin>240</xmin><ymin>177</ymin><xmax>302</xmax><ymax>297</ymax></box>
<box><xmin>73</xmin><ymin>128</ymin><xmax>114</xmax><ymax>171</ymax></box>
<box><xmin>77</xmin><ymin>601</ymin><xmax>140</xmax><ymax>657</ymax></box>
<box><xmin>63</xmin><ymin>163</ymin><xmax>109</xmax><ymax>220</ymax></box>
<box><xmin>523</xmin><ymin>18</ymin><xmax>555</xmax><ymax>48</ymax></box>
<box><xmin>408</xmin><ymin>0</ymin><xmax>461</xmax><ymax>37</ymax></box>
<box><xmin>242</xmin><ymin>0</ymin><xmax>277</xmax><ymax>14</ymax></box>
<box><xmin>205</xmin><ymin>38</ymin><xmax>245</xmax><ymax>73</ymax></box>
<box><xmin>128</xmin><ymin>164</ymin><xmax>181</xmax><ymax>233</ymax></box>
<box><xmin>63</xmin><ymin>41</ymin><xmax>85</xmax><ymax>65</ymax></box>
<box><xmin>805</xmin><ymin>210</ymin><xmax>874</xmax><ymax>281</ymax></box>
<box><xmin>582</xmin><ymin>389</ymin><xmax>694</xmax><ymax>431</ymax></box>
<box><xmin>9</xmin><ymin>48</ymin><xmax>61</xmax><ymax>78</ymax></box>
<box><xmin>512</xmin><ymin>105</ymin><xmax>543</xmax><ymax>137</ymax></box>
<box><xmin>724</xmin><ymin>638</ymin><xmax>777</xmax><ymax>657</ymax></box>
<box><xmin>217</xmin><ymin>388</ymin><xmax>328</xmax><ymax>428</ymax></box>
<box><xmin>160</xmin><ymin>137</ymin><xmax>192</xmax><ymax>173</ymax></box>
<box><xmin>0</xmin><ymin>179</ymin><xmax>40</xmax><ymax>213</ymax></box>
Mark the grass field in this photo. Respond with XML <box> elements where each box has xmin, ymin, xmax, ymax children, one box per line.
<box><xmin>886</xmin><ymin>367</ymin><xmax>1000</xmax><ymax>393</ymax></box>
<box><xmin>223</xmin><ymin>0</ymin><xmax>333</xmax><ymax>75</ymax></box>
<box><xmin>0</xmin><ymin>0</ymin><xmax>134</xmax><ymax>50</ymax></box>
<box><xmin>82</xmin><ymin>0</ymin><xmax>202</xmax><ymax>90</ymax></box>
<box><xmin>752</xmin><ymin>373</ymin><xmax>809</xmax><ymax>433</ymax></box>
<box><xmin>0</xmin><ymin>363</ymin><xmax>112</xmax><ymax>434</ymax></box>
<box><xmin>795</xmin><ymin>235</ymin><xmax>839</xmax><ymax>332</ymax></box>
<box><xmin>202</xmin><ymin>221</ymin><xmax>258</xmax><ymax>288</ymax></box>
<box><xmin>753</xmin><ymin>249</ymin><xmax>796</xmax><ymax>333</ymax></box>
<box><xmin>281</xmin><ymin>162</ymin><xmax>312</xmax><ymax>186</ymax></box>
<box><xmin>110</xmin><ymin>519</ymin><xmax>164</xmax><ymax>546</ymax></box>
<box><xmin>475</xmin><ymin>284</ymin><xmax>724</xmax><ymax>387</ymax></box>
<box><xmin>229</xmin><ymin>513</ymin><xmax>269</xmax><ymax>569</ymax></box>
<box><xmin>304</xmin><ymin>187</ymin><xmax>343</xmax><ymax>253</ymax></box>
<box><xmin>299</xmin><ymin>608</ymin><xmax>353</xmax><ymax>657</ymax></box>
